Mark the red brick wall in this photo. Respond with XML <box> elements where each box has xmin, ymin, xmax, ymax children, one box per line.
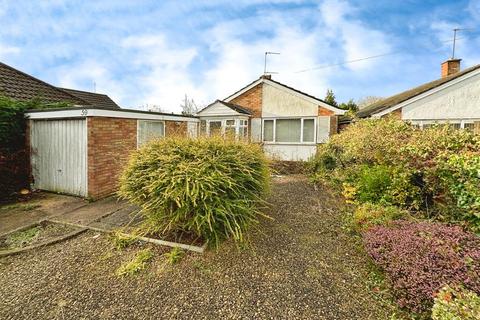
<box><xmin>230</xmin><ymin>83</ymin><xmax>263</xmax><ymax>117</ymax></box>
<box><xmin>87</xmin><ymin>117</ymin><xmax>137</xmax><ymax>199</ymax></box>
<box><xmin>329</xmin><ymin>116</ymin><xmax>338</xmax><ymax>135</ymax></box>
<box><xmin>318</xmin><ymin>106</ymin><xmax>334</xmax><ymax>116</ymax></box>
<box><xmin>165</xmin><ymin>120</ymin><xmax>187</xmax><ymax>136</ymax></box>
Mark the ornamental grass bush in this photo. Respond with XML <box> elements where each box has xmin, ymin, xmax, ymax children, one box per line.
<box><xmin>119</xmin><ymin>136</ymin><xmax>270</xmax><ymax>247</ymax></box>
<box><xmin>432</xmin><ymin>285</ymin><xmax>480</xmax><ymax>320</ymax></box>
<box><xmin>307</xmin><ymin>117</ymin><xmax>480</xmax><ymax>231</ymax></box>
<box><xmin>364</xmin><ymin>221</ymin><xmax>480</xmax><ymax>314</ymax></box>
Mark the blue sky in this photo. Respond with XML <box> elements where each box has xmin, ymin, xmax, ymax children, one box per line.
<box><xmin>1</xmin><ymin>0</ymin><xmax>479</xmax><ymax>112</ymax></box>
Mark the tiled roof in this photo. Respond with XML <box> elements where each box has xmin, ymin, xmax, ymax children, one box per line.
<box><xmin>357</xmin><ymin>64</ymin><xmax>480</xmax><ymax>118</ymax></box>
<box><xmin>0</xmin><ymin>62</ymin><xmax>87</xmax><ymax>105</ymax></box>
<box><xmin>219</xmin><ymin>101</ymin><xmax>252</xmax><ymax>115</ymax></box>
<box><xmin>60</xmin><ymin>88</ymin><xmax>120</xmax><ymax>109</ymax></box>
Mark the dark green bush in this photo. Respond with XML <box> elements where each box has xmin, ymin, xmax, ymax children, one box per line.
<box><xmin>119</xmin><ymin>136</ymin><xmax>270</xmax><ymax>247</ymax></box>
<box><xmin>0</xmin><ymin>96</ymin><xmax>71</xmax><ymax>200</ymax></box>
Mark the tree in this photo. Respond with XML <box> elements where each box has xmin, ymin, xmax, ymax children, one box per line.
<box><xmin>324</xmin><ymin>89</ymin><xmax>338</xmax><ymax>107</ymax></box>
<box><xmin>180</xmin><ymin>94</ymin><xmax>199</xmax><ymax>116</ymax></box>
<box><xmin>339</xmin><ymin>99</ymin><xmax>359</xmax><ymax>113</ymax></box>
<box><xmin>357</xmin><ymin>96</ymin><xmax>384</xmax><ymax>109</ymax></box>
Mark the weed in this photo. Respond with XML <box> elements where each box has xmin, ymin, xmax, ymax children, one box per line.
<box><xmin>115</xmin><ymin>248</ymin><xmax>153</xmax><ymax>277</ymax></box>
<box><xmin>110</xmin><ymin>231</ymin><xmax>137</xmax><ymax>250</ymax></box>
<box><xmin>5</xmin><ymin>226</ymin><xmax>40</xmax><ymax>248</ymax></box>
<box><xmin>1</xmin><ymin>203</ymin><xmax>41</xmax><ymax>212</ymax></box>
<box><xmin>164</xmin><ymin>247</ymin><xmax>184</xmax><ymax>264</ymax></box>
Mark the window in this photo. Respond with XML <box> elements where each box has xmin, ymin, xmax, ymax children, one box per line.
<box><xmin>263</xmin><ymin>118</ymin><xmax>315</xmax><ymax>143</ymax></box>
<box><xmin>464</xmin><ymin>122</ymin><xmax>475</xmax><ymax>131</ymax></box>
<box><xmin>239</xmin><ymin>120</ymin><xmax>248</xmax><ymax>139</ymax></box>
<box><xmin>209</xmin><ymin>121</ymin><xmax>222</xmax><ymax>136</ymax></box>
<box><xmin>303</xmin><ymin>119</ymin><xmax>315</xmax><ymax>142</ymax></box>
<box><xmin>276</xmin><ymin>119</ymin><xmax>301</xmax><ymax>142</ymax></box>
<box><xmin>450</xmin><ymin>123</ymin><xmax>461</xmax><ymax>130</ymax></box>
<box><xmin>138</xmin><ymin>120</ymin><xmax>165</xmax><ymax>147</ymax></box>
<box><xmin>263</xmin><ymin>120</ymin><xmax>274</xmax><ymax>142</ymax></box>
<box><xmin>200</xmin><ymin>120</ymin><xmax>207</xmax><ymax>135</ymax></box>
<box><xmin>225</xmin><ymin>119</ymin><xmax>236</xmax><ymax>137</ymax></box>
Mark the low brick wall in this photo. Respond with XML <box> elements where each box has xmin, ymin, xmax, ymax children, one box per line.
<box><xmin>87</xmin><ymin>117</ymin><xmax>137</xmax><ymax>199</ymax></box>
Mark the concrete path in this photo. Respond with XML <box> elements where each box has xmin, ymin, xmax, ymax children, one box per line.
<box><xmin>0</xmin><ymin>193</ymin><xmax>133</xmax><ymax>236</ymax></box>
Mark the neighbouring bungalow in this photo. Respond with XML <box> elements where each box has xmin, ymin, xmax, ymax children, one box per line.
<box><xmin>357</xmin><ymin>59</ymin><xmax>480</xmax><ymax>133</ymax></box>
<box><xmin>196</xmin><ymin>75</ymin><xmax>345</xmax><ymax>161</ymax></box>
<box><xmin>1</xmin><ymin>61</ymin><xmax>198</xmax><ymax>199</ymax></box>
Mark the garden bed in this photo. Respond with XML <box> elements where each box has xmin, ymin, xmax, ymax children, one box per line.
<box><xmin>0</xmin><ymin>221</ymin><xmax>84</xmax><ymax>252</ymax></box>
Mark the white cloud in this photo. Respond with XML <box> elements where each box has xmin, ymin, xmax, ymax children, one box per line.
<box><xmin>0</xmin><ymin>43</ymin><xmax>20</xmax><ymax>59</ymax></box>
<box><xmin>121</xmin><ymin>34</ymin><xmax>204</xmax><ymax>111</ymax></box>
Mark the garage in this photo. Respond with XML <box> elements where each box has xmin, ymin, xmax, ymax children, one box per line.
<box><xmin>30</xmin><ymin>119</ymin><xmax>87</xmax><ymax>196</ymax></box>
<box><xmin>26</xmin><ymin>107</ymin><xmax>198</xmax><ymax>199</ymax></box>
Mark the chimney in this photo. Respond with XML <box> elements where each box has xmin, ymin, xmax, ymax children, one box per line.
<box><xmin>441</xmin><ymin>59</ymin><xmax>461</xmax><ymax>78</ymax></box>
<box><xmin>260</xmin><ymin>74</ymin><xmax>272</xmax><ymax>80</ymax></box>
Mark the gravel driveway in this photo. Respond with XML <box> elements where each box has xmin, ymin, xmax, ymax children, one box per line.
<box><xmin>0</xmin><ymin>175</ymin><xmax>394</xmax><ymax>319</ymax></box>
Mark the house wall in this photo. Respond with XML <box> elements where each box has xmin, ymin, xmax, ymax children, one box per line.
<box><xmin>87</xmin><ymin>117</ymin><xmax>137</xmax><ymax>199</ymax></box>
<box><xmin>165</xmin><ymin>120</ymin><xmax>187</xmax><ymax>136</ymax></box>
<box><xmin>262</xmin><ymin>83</ymin><xmax>318</xmax><ymax>117</ymax></box>
<box><xmin>263</xmin><ymin>144</ymin><xmax>317</xmax><ymax>161</ymax></box>
<box><xmin>230</xmin><ymin>84</ymin><xmax>263</xmax><ymax>117</ymax></box>
<box><xmin>401</xmin><ymin>72</ymin><xmax>480</xmax><ymax>120</ymax></box>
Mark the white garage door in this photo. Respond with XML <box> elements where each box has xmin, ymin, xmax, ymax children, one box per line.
<box><xmin>31</xmin><ymin>119</ymin><xmax>87</xmax><ymax>197</ymax></box>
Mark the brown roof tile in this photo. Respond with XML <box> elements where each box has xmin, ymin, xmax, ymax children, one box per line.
<box><xmin>0</xmin><ymin>62</ymin><xmax>87</xmax><ymax>105</ymax></box>
<box><xmin>60</xmin><ymin>88</ymin><xmax>120</xmax><ymax>109</ymax></box>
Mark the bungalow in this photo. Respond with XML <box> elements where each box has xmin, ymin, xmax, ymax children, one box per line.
<box><xmin>0</xmin><ymin>61</ymin><xmax>197</xmax><ymax>199</ymax></box>
<box><xmin>197</xmin><ymin>75</ymin><xmax>345</xmax><ymax>161</ymax></box>
<box><xmin>357</xmin><ymin>59</ymin><xmax>480</xmax><ymax>133</ymax></box>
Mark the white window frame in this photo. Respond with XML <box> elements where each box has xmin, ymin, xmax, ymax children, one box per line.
<box><xmin>137</xmin><ymin>120</ymin><xmax>165</xmax><ymax>148</ymax></box>
<box><xmin>206</xmin><ymin>118</ymin><xmax>249</xmax><ymax>139</ymax></box>
<box><xmin>412</xmin><ymin>119</ymin><xmax>475</xmax><ymax>130</ymax></box>
<box><xmin>262</xmin><ymin>117</ymin><xmax>317</xmax><ymax>144</ymax></box>
<box><xmin>238</xmin><ymin>119</ymin><xmax>248</xmax><ymax>139</ymax></box>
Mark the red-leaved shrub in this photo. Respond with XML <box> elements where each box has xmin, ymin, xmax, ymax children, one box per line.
<box><xmin>364</xmin><ymin>221</ymin><xmax>480</xmax><ymax>313</ymax></box>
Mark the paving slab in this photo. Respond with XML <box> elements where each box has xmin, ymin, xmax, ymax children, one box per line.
<box><xmin>0</xmin><ymin>193</ymin><xmax>87</xmax><ymax>236</ymax></box>
<box><xmin>51</xmin><ymin>197</ymin><xmax>129</xmax><ymax>225</ymax></box>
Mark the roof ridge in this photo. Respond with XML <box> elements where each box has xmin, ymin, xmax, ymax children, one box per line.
<box><xmin>59</xmin><ymin>87</ymin><xmax>109</xmax><ymax>96</ymax></box>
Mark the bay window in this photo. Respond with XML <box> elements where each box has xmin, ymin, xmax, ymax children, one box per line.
<box><xmin>205</xmin><ymin>118</ymin><xmax>249</xmax><ymax>139</ymax></box>
<box><xmin>262</xmin><ymin>118</ymin><xmax>316</xmax><ymax>143</ymax></box>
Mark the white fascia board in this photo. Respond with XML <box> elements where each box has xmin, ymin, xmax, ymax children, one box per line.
<box><xmin>374</xmin><ymin>68</ymin><xmax>480</xmax><ymax>118</ymax></box>
<box><xmin>26</xmin><ymin>108</ymin><xmax>199</xmax><ymax>122</ymax></box>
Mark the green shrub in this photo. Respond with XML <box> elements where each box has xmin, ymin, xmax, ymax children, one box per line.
<box><xmin>0</xmin><ymin>96</ymin><xmax>71</xmax><ymax>200</ymax></box>
<box><xmin>119</xmin><ymin>136</ymin><xmax>270</xmax><ymax>247</ymax></box>
<box><xmin>436</xmin><ymin>153</ymin><xmax>480</xmax><ymax>231</ymax></box>
<box><xmin>353</xmin><ymin>203</ymin><xmax>408</xmax><ymax>231</ymax></box>
<box><xmin>308</xmin><ymin>117</ymin><xmax>480</xmax><ymax>230</ymax></box>
<box><xmin>432</xmin><ymin>285</ymin><xmax>480</xmax><ymax>320</ymax></box>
